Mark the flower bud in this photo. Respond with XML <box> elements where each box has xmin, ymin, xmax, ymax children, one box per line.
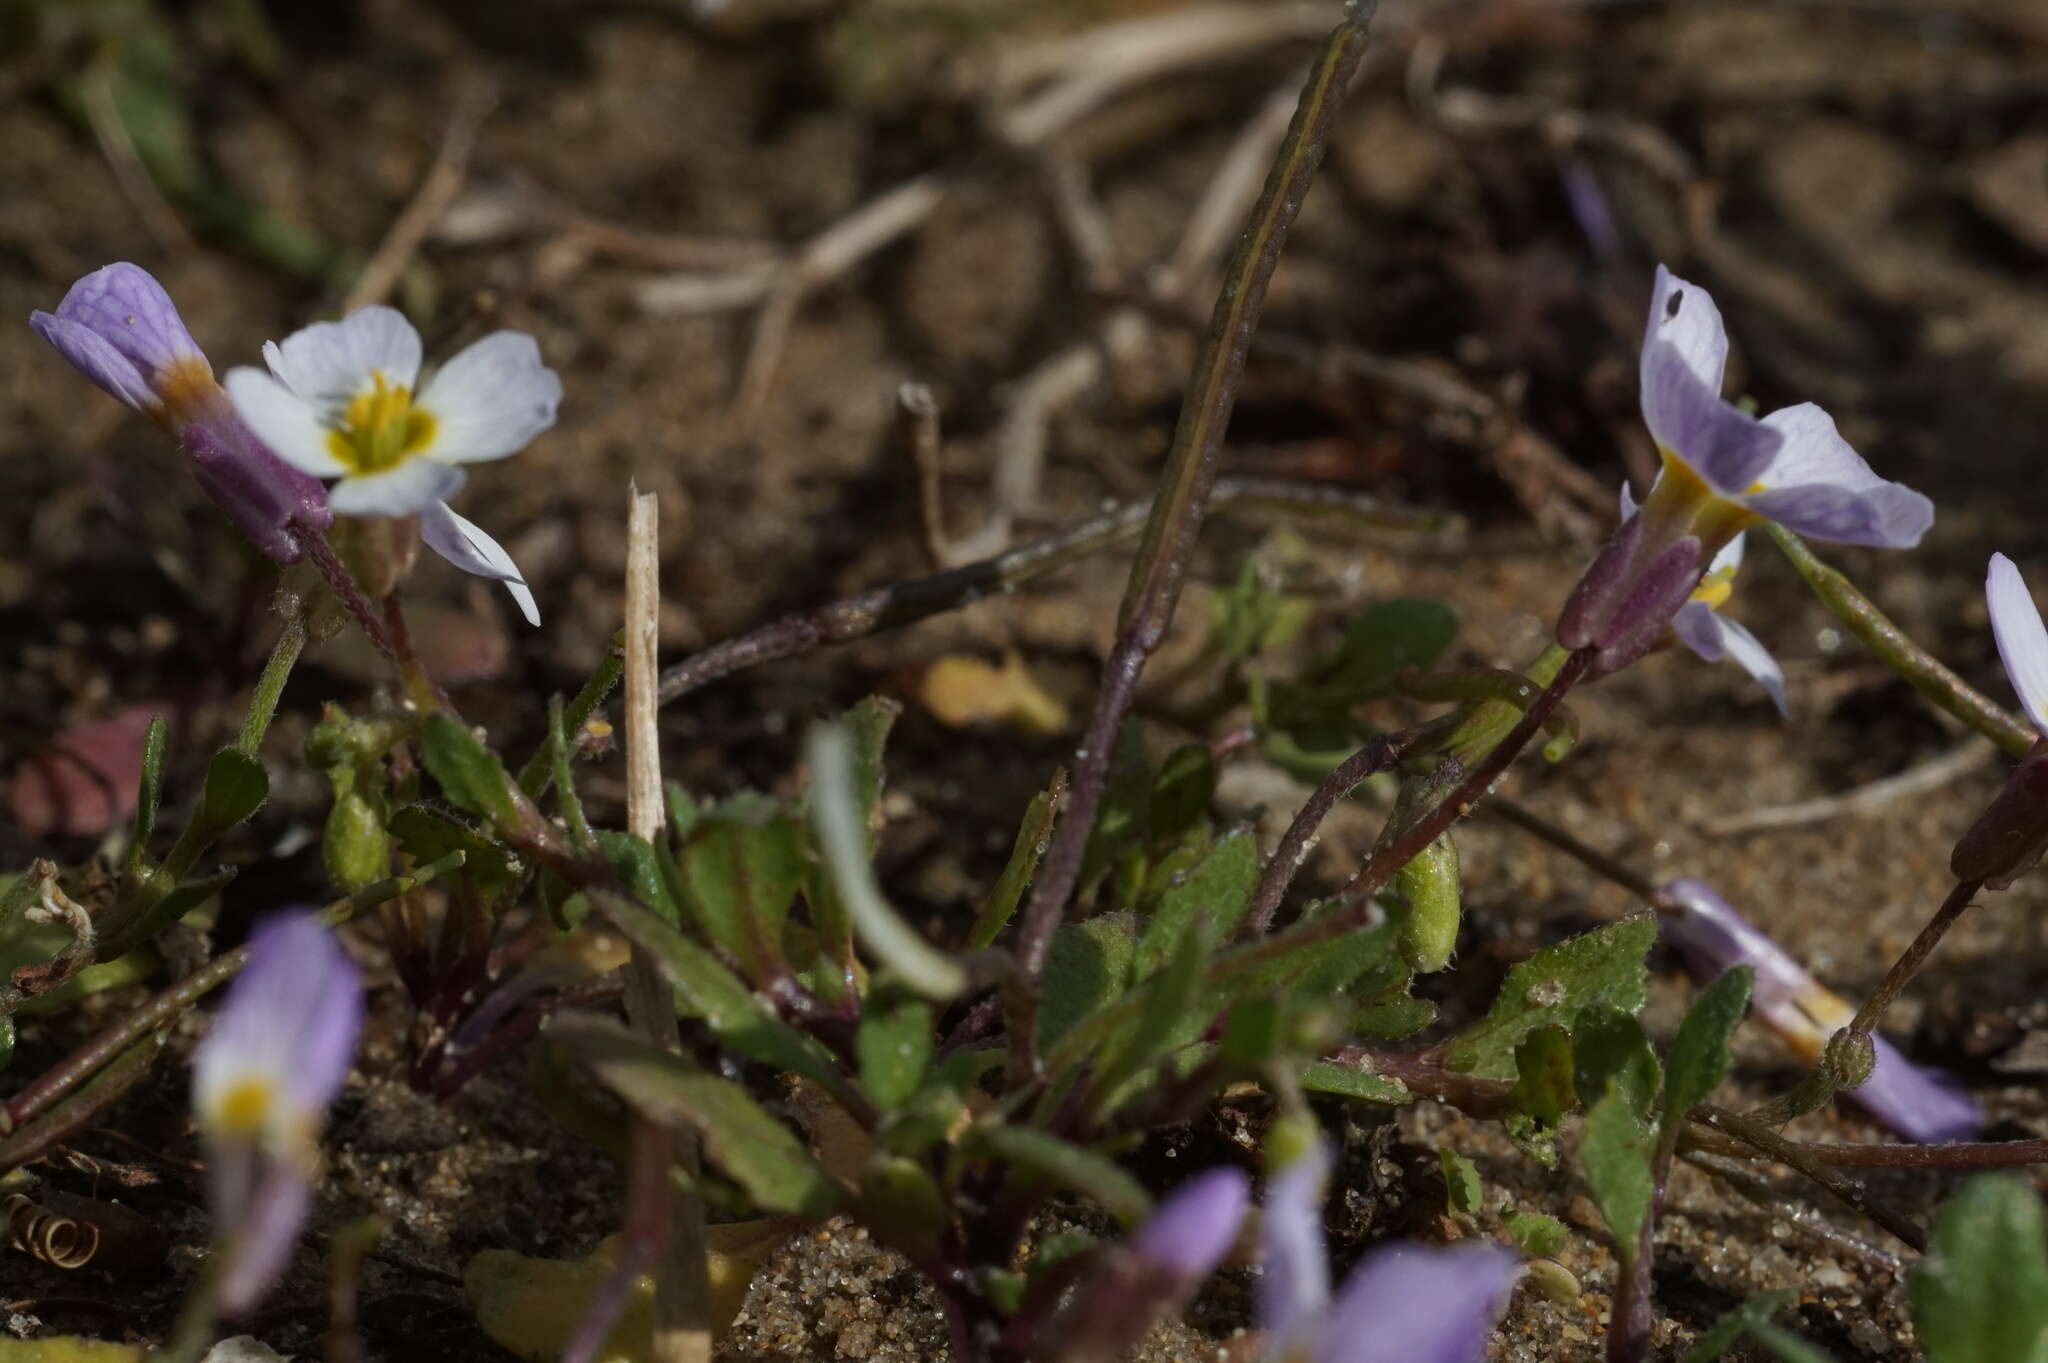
<box><xmin>1950</xmin><ymin>749</ymin><xmax>2048</xmax><ymax>890</ymax></box>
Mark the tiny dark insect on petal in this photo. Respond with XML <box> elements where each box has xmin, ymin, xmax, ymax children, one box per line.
<box><xmin>1665</xmin><ymin>288</ymin><xmax>1684</xmax><ymax>320</ymax></box>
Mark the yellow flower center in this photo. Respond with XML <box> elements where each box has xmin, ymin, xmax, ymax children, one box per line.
<box><xmin>1642</xmin><ymin>448</ymin><xmax>1761</xmax><ymax>559</ymax></box>
<box><xmin>1691</xmin><ymin>570</ymin><xmax>1735</xmax><ymax>612</ymax></box>
<box><xmin>326</xmin><ymin>371</ymin><xmax>436</xmax><ymax>475</ymax></box>
<box><xmin>212</xmin><ymin>1076</ymin><xmax>276</xmax><ymax>1137</ymax></box>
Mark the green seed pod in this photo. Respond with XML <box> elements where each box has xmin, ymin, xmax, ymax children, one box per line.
<box><xmin>324</xmin><ymin>788</ymin><xmax>389</xmax><ymax>891</ymax></box>
<box><xmin>1394</xmin><ymin>831</ymin><xmax>1461</xmax><ymax>974</ymax></box>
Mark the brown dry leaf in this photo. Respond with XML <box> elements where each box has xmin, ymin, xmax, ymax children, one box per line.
<box><xmin>912</xmin><ymin>652</ymin><xmax>1067</xmax><ymax>735</ymax></box>
<box><xmin>7</xmin><ymin>705</ymin><xmax>163</xmax><ymax>838</ymax></box>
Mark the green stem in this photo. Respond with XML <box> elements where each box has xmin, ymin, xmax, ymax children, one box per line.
<box><xmin>1767</xmin><ymin>524</ymin><xmax>2033</xmax><ymax>757</ymax></box>
<box><xmin>237</xmin><ymin>608</ymin><xmax>306</xmax><ymax>756</ymax></box>
<box><xmin>519</xmin><ymin>641</ymin><xmax>625</xmax><ymax>800</ymax></box>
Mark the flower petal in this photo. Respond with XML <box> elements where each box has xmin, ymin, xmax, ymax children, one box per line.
<box><xmin>417</xmin><ymin>331</ymin><xmax>563</xmax><ymax>464</ymax></box>
<box><xmin>1132</xmin><ymin>1168</ymin><xmax>1249</xmax><ymax>1283</ymax></box>
<box><xmin>30</xmin><ymin>311</ymin><xmax>158</xmax><ymax>413</ymax></box>
<box><xmin>1670</xmin><ymin>600</ymin><xmax>1728</xmax><ymax>662</ymax></box>
<box><xmin>419</xmin><ymin>501</ymin><xmax>542</xmax><ymax>626</ymax></box>
<box><xmin>1856</xmin><ymin>1035</ymin><xmax>1984</xmax><ymax>1143</ymax></box>
<box><xmin>1259</xmin><ymin>1141</ymin><xmax>1332</xmax><ymax>1356</ymax></box>
<box><xmin>1989</xmin><ymin>553</ymin><xmax>2048</xmax><ymax>736</ymax></box>
<box><xmin>1710</xmin><ymin>529</ymin><xmax>1745</xmax><ymax>577</ymax></box>
<box><xmin>1638</xmin><ymin>266</ymin><xmax>1779</xmax><ymax>493</ymax></box>
<box><xmin>215</xmin><ymin>1158</ymin><xmax>313</xmax><ymax>1317</ymax></box>
<box><xmin>48</xmin><ymin>262</ymin><xmax>206</xmax><ymax>381</ymax></box>
<box><xmin>1315</xmin><ymin>1241</ymin><xmax>1521</xmax><ymax>1363</ymax></box>
<box><xmin>195</xmin><ymin>912</ymin><xmax>362</xmax><ymax>1137</ymax></box>
<box><xmin>328</xmin><ymin>460</ymin><xmax>466</xmax><ymax>517</ymax></box>
<box><xmin>225</xmin><ymin>368</ymin><xmax>349</xmax><ymax>477</ymax></box>
<box><xmin>268</xmin><ymin>306</ymin><xmax>423</xmax><ymax>410</ymax></box>
<box><xmin>1711</xmin><ymin>613</ymin><xmax>1790</xmax><ymax>719</ymax></box>
<box><xmin>1744</xmin><ymin>404</ymin><xmax>1932</xmax><ymax>548</ymax></box>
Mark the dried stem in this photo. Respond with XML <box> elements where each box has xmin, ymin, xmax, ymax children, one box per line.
<box><xmin>1010</xmin><ymin>5</ymin><xmax>1380</xmax><ymax>1079</ymax></box>
<box><xmin>654</xmin><ymin>475</ymin><xmax>1444</xmax><ymax>708</ymax></box>
<box><xmin>623</xmin><ymin>487</ymin><xmax>712</xmax><ymax>1363</ymax></box>
<box><xmin>1241</xmin><ymin>724</ymin><xmax>1434</xmax><ymax>937</ymax></box>
<box><xmin>1692</xmin><ymin>1106</ymin><xmax>1926</xmax><ymax>1251</ymax></box>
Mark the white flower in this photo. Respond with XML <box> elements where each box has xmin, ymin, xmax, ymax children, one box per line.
<box><xmin>1988</xmin><ymin>553</ymin><xmax>2048</xmax><ymax>736</ymax></box>
<box><xmin>227</xmin><ymin>306</ymin><xmax>559</xmax><ymax>625</ymax></box>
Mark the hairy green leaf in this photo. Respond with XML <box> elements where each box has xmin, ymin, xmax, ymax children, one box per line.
<box><xmin>1580</xmin><ymin>1083</ymin><xmax>1654</xmax><ymax>1265</ymax></box>
<box><xmin>968</xmin><ymin>775</ymin><xmax>1063</xmax><ymax>951</ymax></box>
<box><xmin>1504</xmin><ymin>1209</ymin><xmax>1568</xmax><ymax>1259</ymax></box>
<box><xmin>1443</xmin><ymin>917</ymin><xmax>1656</xmax><ymax>1080</ymax></box>
<box><xmin>1135</xmin><ymin>829</ymin><xmax>1257</xmax><ymax>978</ymax></box>
<box><xmin>971</xmin><ymin>1125</ymin><xmax>1151</xmax><ymax>1227</ymax></box>
<box><xmin>422</xmin><ymin>714</ymin><xmax>521</xmax><ymax>830</ymax></box>
<box><xmin>1440</xmin><ymin>1149</ymin><xmax>1482</xmax><ymax>1216</ymax></box>
<box><xmin>1661</xmin><ymin>966</ymin><xmax>1752</xmax><ymax>1147</ymax></box>
<box><xmin>678</xmin><ymin>804</ymin><xmax>808</xmax><ymax>982</ymax></box>
<box><xmin>857</xmin><ymin>995</ymin><xmax>934</xmax><ymax>1111</ymax></box>
<box><xmin>1573</xmin><ymin>1008</ymin><xmax>1660</xmax><ymax>1122</ymax></box>
<box><xmin>1910</xmin><ymin>1176</ymin><xmax>2048</xmax><ymax>1363</ymax></box>
<box><xmin>196</xmin><ymin>747</ymin><xmax>267</xmax><ymax>833</ymax></box>
<box><xmin>1038</xmin><ymin>912</ymin><xmax>1137</xmax><ymax>1054</ymax></box>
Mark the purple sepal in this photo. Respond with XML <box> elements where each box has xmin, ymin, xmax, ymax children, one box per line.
<box><xmin>215</xmin><ymin>1156</ymin><xmax>313</xmax><ymax>1317</ymax></box>
<box><xmin>1315</xmin><ymin>1241</ymin><xmax>1521</xmax><ymax>1363</ymax></box>
<box><xmin>1657</xmin><ymin>879</ymin><xmax>1982</xmax><ymax>1141</ymax></box>
<box><xmin>182</xmin><ymin>418</ymin><xmax>334</xmax><ymax>563</ymax></box>
<box><xmin>1557</xmin><ymin>515</ymin><xmax>1644</xmax><ymax>651</ymax></box>
<box><xmin>1131</xmin><ymin>1167</ymin><xmax>1250</xmax><ymax>1283</ymax></box>
<box><xmin>30</xmin><ymin>310</ymin><xmax>162</xmax><ymax>414</ymax></box>
<box><xmin>1589</xmin><ymin>534</ymin><xmax>1704</xmax><ymax>677</ymax></box>
<box><xmin>1950</xmin><ymin>752</ymin><xmax>2048</xmax><ymax>890</ymax></box>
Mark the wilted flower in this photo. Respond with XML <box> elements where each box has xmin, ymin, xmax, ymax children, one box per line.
<box><xmin>228</xmin><ymin>306</ymin><xmax>559</xmax><ymax>624</ymax></box>
<box><xmin>1950</xmin><ymin>554</ymin><xmax>2048</xmax><ymax>888</ymax></box>
<box><xmin>30</xmin><ymin>263</ymin><xmax>333</xmax><ymax>562</ymax></box>
<box><xmin>1657</xmin><ymin>878</ymin><xmax>1980</xmax><ymax>1142</ymax></box>
<box><xmin>1560</xmin><ymin>264</ymin><xmax>1931</xmax><ymax>674</ymax></box>
<box><xmin>193</xmin><ymin>912</ymin><xmax>363</xmax><ymax>1314</ymax></box>
<box><xmin>1621</xmin><ymin>484</ymin><xmax>1787</xmax><ymax>717</ymax></box>
<box><xmin>1260</xmin><ymin>1141</ymin><xmax>1520</xmax><ymax>1363</ymax></box>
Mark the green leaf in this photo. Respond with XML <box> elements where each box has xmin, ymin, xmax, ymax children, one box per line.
<box><xmin>196</xmin><ymin>747</ymin><xmax>267</xmax><ymax>833</ymax></box>
<box><xmin>1573</xmin><ymin>1008</ymin><xmax>1660</xmax><ymax>1122</ymax></box>
<box><xmin>1091</xmin><ymin>916</ymin><xmax>1213</xmax><ymax>1116</ymax></box>
<box><xmin>1661</xmin><ymin>966</ymin><xmax>1752</xmax><ymax>1147</ymax></box>
<box><xmin>1209</xmin><ymin>559</ymin><xmax>1312</xmax><ymax>659</ymax></box>
<box><xmin>968</xmin><ymin>775</ymin><xmax>1063</xmax><ymax>951</ymax></box>
<box><xmin>1683</xmin><ymin>1292</ymin><xmax>1798</xmax><ymax>1363</ymax></box>
<box><xmin>389</xmin><ymin>804</ymin><xmax>521</xmax><ymax>898</ymax></box>
<box><xmin>1038</xmin><ymin>912</ymin><xmax>1137</xmax><ymax>1054</ymax></box>
<box><xmin>1079</xmin><ymin>724</ymin><xmax>1151</xmax><ymax>891</ymax></box>
<box><xmin>1440</xmin><ymin>1149</ymin><xmax>1482</xmax><ymax>1216</ymax></box>
<box><xmin>1147</xmin><ymin>744</ymin><xmax>1216</xmax><ymax>846</ymax></box>
<box><xmin>127</xmin><ymin>715</ymin><xmax>169</xmax><ymax>873</ymax></box>
<box><xmin>1135</xmin><ymin>829</ymin><xmax>1257</xmax><ymax>979</ymax></box>
<box><xmin>857</xmin><ymin>995</ymin><xmax>934</xmax><ymax>1110</ymax></box>
<box><xmin>422</xmin><ymin>713</ymin><xmax>522</xmax><ymax>831</ymax></box>
<box><xmin>1504</xmin><ymin>1210</ymin><xmax>1568</xmax><ymax>1259</ymax></box>
<box><xmin>854</xmin><ymin>1155</ymin><xmax>947</xmax><ymax>1259</ymax></box>
<box><xmin>1505</xmin><ymin>1024</ymin><xmax>1576</xmax><ymax>1166</ymax></box>
<box><xmin>1910</xmin><ymin>1176</ymin><xmax>2048</xmax><ymax>1363</ymax></box>
<box><xmin>555</xmin><ymin>1016</ymin><xmax>840</xmax><ymax>1217</ymax></box>
<box><xmin>970</xmin><ymin>1124</ymin><xmax>1151</xmax><ymax>1227</ymax></box>
<box><xmin>587</xmin><ymin>891</ymin><xmax>858</xmax><ymax>1111</ymax></box>
<box><xmin>1271</xmin><ymin>598</ymin><xmax>1460</xmax><ymax>727</ymax></box>
<box><xmin>1300</xmin><ymin>1057</ymin><xmax>1411</xmax><ymax>1106</ymax></box>
<box><xmin>677</xmin><ymin>804</ymin><xmax>808</xmax><ymax>982</ymax></box>
<box><xmin>1579</xmin><ymin>1083</ymin><xmax>1654</xmax><ymax>1266</ymax></box>
<box><xmin>1442</xmin><ymin>917</ymin><xmax>1657</xmax><ymax>1080</ymax></box>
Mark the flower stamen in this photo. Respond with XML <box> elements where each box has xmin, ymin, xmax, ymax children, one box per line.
<box><xmin>327</xmin><ymin>371</ymin><xmax>436</xmax><ymax>474</ymax></box>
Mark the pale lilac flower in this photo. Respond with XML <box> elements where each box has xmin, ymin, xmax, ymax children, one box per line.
<box><xmin>1560</xmin><ymin>264</ymin><xmax>1930</xmax><ymax>673</ymax></box>
<box><xmin>1259</xmin><ymin>1141</ymin><xmax>1521</xmax><ymax>1363</ymax></box>
<box><xmin>193</xmin><ymin>913</ymin><xmax>363</xmax><ymax>1315</ymax></box>
<box><xmin>1132</xmin><ymin>1167</ymin><xmax>1251</xmax><ymax>1281</ymax></box>
<box><xmin>1987</xmin><ymin>554</ymin><xmax>2048</xmax><ymax>738</ymax></box>
<box><xmin>30</xmin><ymin>263</ymin><xmax>333</xmax><ymax>561</ymax></box>
<box><xmin>1947</xmin><ymin>554</ymin><xmax>2048</xmax><ymax>887</ymax></box>
<box><xmin>1621</xmin><ymin>484</ymin><xmax>1788</xmax><ymax>717</ymax></box>
<box><xmin>1657</xmin><ymin>879</ymin><xmax>1980</xmax><ymax>1142</ymax></box>
<box><xmin>227</xmin><ymin>306</ymin><xmax>558</xmax><ymax>623</ymax></box>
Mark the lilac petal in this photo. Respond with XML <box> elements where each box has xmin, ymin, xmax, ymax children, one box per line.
<box><xmin>1315</xmin><ymin>1241</ymin><xmax>1521</xmax><ymax>1363</ymax></box>
<box><xmin>268</xmin><ymin>306</ymin><xmax>423</xmax><ymax>410</ymax></box>
<box><xmin>328</xmin><ymin>459</ymin><xmax>466</xmax><ymax>517</ymax></box>
<box><xmin>419</xmin><ymin>501</ymin><xmax>541</xmax><ymax>626</ymax></box>
<box><xmin>1132</xmin><ymin>1168</ymin><xmax>1250</xmax><ymax>1283</ymax></box>
<box><xmin>215</xmin><ymin>1157</ymin><xmax>312</xmax><ymax>1317</ymax></box>
<box><xmin>1638</xmin><ymin>266</ymin><xmax>1780</xmax><ymax>494</ymax></box>
<box><xmin>30</xmin><ymin>311</ymin><xmax>159</xmax><ymax>414</ymax></box>
<box><xmin>1744</xmin><ymin>404</ymin><xmax>1932</xmax><ymax>548</ymax></box>
<box><xmin>1260</xmin><ymin>1141</ymin><xmax>1333</xmax><ymax>1356</ymax></box>
<box><xmin>47</xmin><ymin>262</ymin><xmax>205</xmax><ymax>385</ymax></box>
<box><xmin>1856</xmin><ymin>1035</ymin><xmax>1984</xmax><ymax>1143</ymax></box>
<box><xmin>1988</xmin><ymin>554</ymin><xmax>2048</xmax><ymax>736</ymax></box>
<box><xmin>1657</xmin><ymin>879</ymin><xmax>1814</xmax><ymax>1014</ymax></box>
<box><xmin>416</xmin><ymin>331</ymin><xmax>564</xmax><ymax>464</ymax></box>
<box><xmin>1672</xmin><ymin>605</ymin><xmax>1789</xmax><ymax>718</ymax></box>
<box><xmin>195</xmin><ymin>912</ymin><xmax>363</xmax><ymax>1139</ymax></box>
